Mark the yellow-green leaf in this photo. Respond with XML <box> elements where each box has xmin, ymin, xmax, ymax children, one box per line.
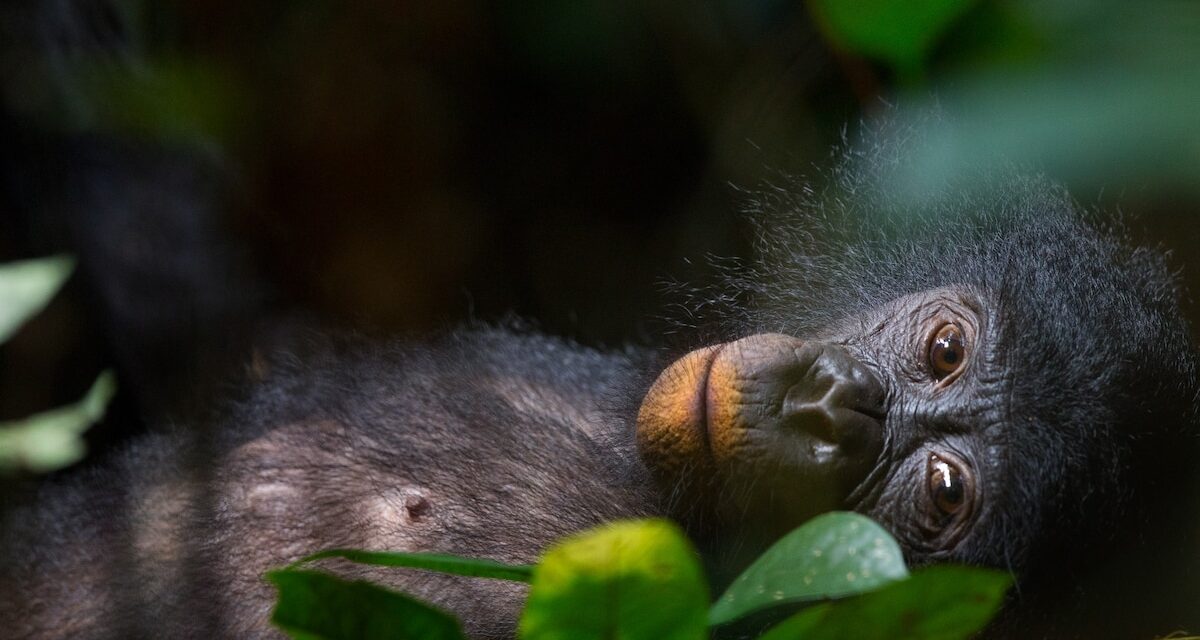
<box><xmin>0</xmin><ymin>255</ymin><xmax>75</xmax><ymax>345</ymax></box>
<box><xmin>518</xmin><ymin>519</ymin><xmax>708</xmax><ymax>640</ymax></box>
<box><xmin>0</xmin><ymin>370</ymin><xmax>116</xmax><ymax>473</ymax></box>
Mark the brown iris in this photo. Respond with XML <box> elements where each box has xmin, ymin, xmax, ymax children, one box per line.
<box><xmin>929</xmin><ymin>323</ymin><xmax>966</xmax><ymax>379</ymax></box>
<box><xmin>928</xmin><ymin>454</ymin><xmax>967</xmax><ymax>517</ymax></box>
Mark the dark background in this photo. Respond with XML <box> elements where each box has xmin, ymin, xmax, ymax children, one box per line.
<box><xmin>3</xmin><ymin>0</ymin><xmax>1200</xmax><ymax>454</ymax></box>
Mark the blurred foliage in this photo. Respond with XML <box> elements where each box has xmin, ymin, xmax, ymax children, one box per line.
<box><xmin>8</xmin><ymin>0</ymin><xmax>1196</xmax><ymax>344</ymax></box>
<box><xmin>810</xmin><ymin>0</ymin><xmax>980</xmax><ymax>82</ymax></box>
<box><xmin>0</xmin><ymin>256</ymin><xmax>74</xmax><ymax>344</ymax></box>
<box><xmin>291</xmin><ymin>548</ymin><xmax>534</xmax><ymax>582</ymax></box>
<box><xmin>87</xmin><ymin>59</ymin><xmax>243</xmax><ymax>146</ymax></box>
<box><xmin>0</xmin><ymin>371</ymin><xmax>115</xmax><ymax>473</ymax></box>
<box><xmin>803</xmin><ymin>0</ymin><xmax>1200</xmax><ymax>205</ymax></box>
<box><xmin>268</xmin><ymin>569</ymin><xmax>467</xmax><ymax>640</ymax></box>
<box><xmin>890</xmin><ymin>0</ymin><xmax>1200</xmax><ymax>201</ymax></box>
<box><xmin>0</xmin><ymin>256</ymin><xmax>115</xmax><ymax>472</ymax></box>
<box><xmin>270</xmin><ymin>515</ymin><xmax>1008</xmax><ymax>639</ymax></box>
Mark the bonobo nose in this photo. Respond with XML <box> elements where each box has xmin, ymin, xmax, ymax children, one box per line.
<box><xmin>638</xmin><ymin>333</ymin><xmax>888</xmax><ymax>531</ymax></box>
<box><xmin>782</xmin><ymin>344</ymin><xmax>887</xmax><ymax>458</ymax></box>
<box><xmin>637</xmin><ymin>333</ymin><xmax>888</xmax><ymax>505</ymax></box>
<box><xmin>633</xmin><ymin>333</ymin><xmax>888</xmax><ymax>528</ymax></box>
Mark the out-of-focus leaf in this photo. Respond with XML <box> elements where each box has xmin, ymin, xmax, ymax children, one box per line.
<box><xmin>0</xmin><ymin>370</ymin><xmax>116</xmax><ymax>473</ymax></box>
<box><xmin>883</xmin><ymin>1</ymin><xmax>1200</xmax><ymax>200</ymax></box>
<box><xmin>89</xmin><ymin>58</ymin><xmax>243</xmax><ymax>144</ymax></box>
<box><xmin>296</xmin><ymin>549</ymin><xmax>533</xmax><ymax>582</ymax></box>
<box><xmin>0</xmin><ymin>255</ymin><xmax>75</xmax><ymax>345</ymax></box>
<box><xmin>497</xmin><ymin>0</ymin><xmax>646</xmax><ymax>89</ymax></box>
<box><xmin>267</xmin><ymin>569</ymin><xmax>466</xmax><ymax>640</ymax></box>
<box><xmin>808</xmin><ymin>0</ymin><xmax>980</xmax><ymax>79</ymax></box>
<box><xmin>758</xmin><ymin>565</ymin><xmax>1011</xmax><ymax>640</ymax></box>
<box><xmin>709</xmin><ymin>512</ymin><xmax>908</xmax><ymax>626</ymax></box>
<box><xmin>518</xmin><ymin>519</ymin><xmax>708</xmax><ymax>640</ymax></box>
<box><xmin>890</xmin><ymin>66</ymin><xmax>1200</xmax><ymax>200</ymax></box>
<box><xmin>934</xmin><ymin>1</ymin><xmax>1047</xmax><ymax>71</ymax></box>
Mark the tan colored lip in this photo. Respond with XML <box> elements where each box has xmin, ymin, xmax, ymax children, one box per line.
<box><xmin>636</xmin><ymin>343</ymin><xmax>723</xmax><ymax>479</ymax></box>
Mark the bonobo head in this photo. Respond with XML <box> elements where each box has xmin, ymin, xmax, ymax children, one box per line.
<box><xmin>636</xmin><ymin>140</ymin><xmax>1200</xmax><ymax>600</ymax></box>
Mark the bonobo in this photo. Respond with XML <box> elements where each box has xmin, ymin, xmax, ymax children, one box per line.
<box><xmin>5</xmin><ymin>143</ymin><xmax>1199</xmax><ymax>639</ymax></box>
<box><xmin>3</xmin><ymin>3</ymin><xmax>1200</xmax><ymax>640</ymax></box>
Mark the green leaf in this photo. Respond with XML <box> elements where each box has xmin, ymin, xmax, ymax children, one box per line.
<box><xmin>808</xmin><ymin>0</ymin><xmax>980</xmax><ymax>80</ymax></box>
<box><xmin>0</xmin><ymin>255</ymin><xmax>75</xmax><ymax>345</ymax></box>
<box><xmin>295</xmin><ymin>549</ymin><xmax>533</xmax><ymax>582</ymax></box>
<box><xmin>88</xmin><ymin>58</ymin><xmax>243</xmax><ymax>144</ymax></box>
<box><xmin>709</xmin><ymin>512</ymin><xmax>908</xmax><ymax>626</ymax></box>
<box><xmin>0</xmin><ymin>370</ymin><xmax>117</xmax><ymax>473</ymax></box>
<box><xmin>267</xmin><ymin>569</ymin><xmax>466</xmax><ymax>640</ymax></box>
<box><xmin>518</xmin><ymin>519</ymin><xmax>708</xmax><ymax>640</ymax></box>
<box><xmin>758</xmin><ymin>565</ymin><xmax>1012</xmax><ymax>640</ymax></box>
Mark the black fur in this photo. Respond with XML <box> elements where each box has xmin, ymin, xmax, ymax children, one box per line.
<box><xmin>1</xmin><ymin>328</ymin><xmax>662</xmax><ymax>637</ymax></box>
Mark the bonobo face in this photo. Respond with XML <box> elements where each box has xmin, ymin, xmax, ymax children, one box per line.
<box><xmin>633</xmin><ymin>155</ymin><xmax>1199</xmax><ymax>598</ymax></box>
<box><xmin>638</xmin><ymin>286</ymin><xmax>1000</xmax><ymax>562</ymax></box>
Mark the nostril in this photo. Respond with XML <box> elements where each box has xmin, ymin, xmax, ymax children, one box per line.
<box><xmin>830</xmin><ymin>353</ymin><xmax>888</xmax><ymax>419</ymax></box>
<box><xmin>785</xmin><ymin>405</ymin><xmax>840</xmax><ymax>445</ymax></box>
<box><xmin>782</xmin><ymin>345</ymin><xmax>887</xmax><ymax>448</ymax></box>
<box><xmin>833</xmin><ymin>408</ymin><xmax>884</xmax><ymax>455</ymax></box>
<box><xmin>853</xmin><ymin>389</ymin><xmax>888</xmax><ymax>421</ymax></box>
<box><xmin>832</xmin><ymin>358</ymin><xmax>887</xmax><ymax>414</ymax></box>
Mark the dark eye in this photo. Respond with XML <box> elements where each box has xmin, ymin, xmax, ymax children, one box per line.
<box><xmin>928</xmin><ymin>323</ymin><xmax>967</xmax><ymax>380</ymax></box>
<box><xmin>928</xmin><ymin>454</ymin><xmax>969</xmax><ymax>518</ymax></box>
